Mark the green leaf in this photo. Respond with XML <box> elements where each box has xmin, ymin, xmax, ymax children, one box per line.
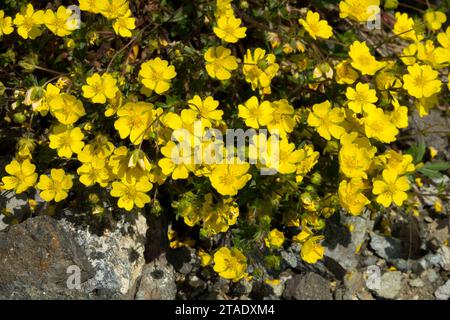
<box><xmin>417</xmin><ymin>161</ymin><xmax>450</xmax><ymax>179</ymax></box>
<box><xmin>407</xmin><ymin>136</ymin><xmax>426</xmax><ymax>164</ymax></box>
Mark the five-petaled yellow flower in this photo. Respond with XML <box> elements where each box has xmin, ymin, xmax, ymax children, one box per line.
<box><xmin>204</xmin><ymin>46</ymin><xmax>238</xmax><ymax>80</ymax></box>
<box><xmin>373</xmin><ymin>169</ymin><xmax>410</xmax><ymax>207</ymax></box>
<box><xmin>213</xmin><ymin>247</ymin><xmax>247</xmax><ymax>282</ymax></box>
<box><xmin>346</xmin><ymin>82</ymin><xmax>378</xmax><ymax>113</ymax></box>
<box><xmin>113</xmin><ymin>11</ymin><xmax>136</xmax><ymax>37</ymax></box>
<box><xmin>49</xmin><ymin>125</ymin><xmax>85</xmax><ymax>158</ymax></box>
<box><xmin>209</xmin><ymin>160</ymin><xmax>252</xmax><ymax>196</ymax></box>
<box><xmin>264</xmin><ymin>229</ymin><xmax>285</xmax><ymax>249</ymax></box>
<box><xmin>213</xmin><ymin>15</ymin><xmax>247</xmax><ymax>43</ymax></box>
<box><xmin>110</xmin><ymin>176</ymin><xmax>153</xmax><ymax>211</ymax></box>
<box><xmin>301</xmin><ymin>236</ymin><xmax>325</xmax><ymax>264</ymax></box>
<box><xmin>44</xmin><ymin>6</ymin><xmax>79</xmax><ymax>37</ymax></box>
<box><xmin>349</xmin><ymin>41</ymin><xmax>386</xmax><ymax>75</ymax></box>
<box><xmin>14</xmin><ymin>4</ymin><xmax>45</xmax><ymax>39</ymax></box>
<box><xmin>307</xmin><ymin>101</ymin><xmax>346</xmax><ymax>140</ymax></box>
<box><xmin>299</xmin><ymin>10</ymin><xmax>333</xmax><ymax>40</ymax></box>
<box><xmin>188</xmin><ymin>95</ymin><xmax>223</xmax><ymax>127</ymax></box>
<box><xmin>238</xmin><ymin>96</ymin><xmax>273</xmax><ymax>129</ymax></box>
<box><xmin>37</xmin><ymin>169</ymin><xmax>73</xmax><ymax>202</ymax></box>
<box><xmin>139</xmin><ymin>58</ymin><xmax>177</xmax><ymax>95</ymax></box>
<box><xmin>402</xmin><ymin>63</ymin><xmax>441</xmax><ymax>99</ymax></box>
<box><xmin>1</xmin><ymin>159</ymin><xmax>38</xmax><ymax>194</ymax></box>
<box><xmin>82</xmin><ymin>73</ymin><xmax>119</xmax><ymax>104</ymax></box>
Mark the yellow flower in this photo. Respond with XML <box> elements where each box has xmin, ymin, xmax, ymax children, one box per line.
<box><xmin>213</xmin><ymin>247</ymin><xmax>247</xmax><ymax>282</ymax></box>
<box><xmin>429</xmin><ymin>146</ymin><xmax>438</xmax><ymax>159</ymax></box>
<box><xmin>402</xmin><ymin>63</ymin><xmax>441</xmax><ymax>98</ymax></box>
<box><xmin>307</xmin><ymin>100</ymin><xmax>346</xmax><ymax>141</ymax></box>
<box><xmin>204</xmin><ymin>46</ymin><xmax>238</xmax><ymax>80</ymax></box>
<box><xmin>416</xmin><ymin>94</ymin><xmax>439</xmax><ymax>117</ymax></box>
<box><xmin>238</xmin><ymin>96</ymin><xmax>273</xmax><ymax>129</ymax></box>
<box><xmin>389</xmin><ymin>99</ymin><xmax>408</xmax><ymax>129</ymax></box>
<box><xmin>37</xmin><ymin>169</ymin><xmax>73</xmax><ymax>202</ymax></box>
<box><xmin>188</xmin><ymin>95</ymin><xmax>223</xmax><ymax>127</ymax></box>
<box><xmin>242</xmin><ymin>48</ymin><xmax>279</xmax><ymax>90</ymax></box>
<box><xmin>339</xmin><ymin>179</ymin><xmax>370</xmax><ymax>215</ymax></box>
<box><xmin>349</xmin><ymin>41</ymin><xmax>387</xmax><ymax>75</ymax></box>
<box><xmin>264</xmin><ymin>229</ymin><xmax>285</xmax><ymax>249</ymax></box>
<box><xmin>77</xmin><ymin>134</ymin><xmax>115</xmax><ymax>169</ymax></box>
<box><xmin>113</xmin><ymin>11</ymin><xmax>136</xmax><ymax>38</ymax></box>
<box><xmin>373</xmin><ymin>169</ymin><xmax>410</xmax><ymax>207</ymax></box>
<box><xmin>114</xmin><ymin>102</ymin><xmax>154</xmax><ymax>145</ymax></box>
<box><xmin>213</xmin><ymin>14</ymin><xmax>247</xmax><ymax>43</ymax></box>
<box><xmin>376</xmin><ymin>150</ymin><xmax>415</xmax><ymax>176</ymax></box>
<box><xmin>110</xmin><ymin>176</ymin><xmax>153</xmax><ymax>211</ymax></box>
<box><xmin>434</xmin><ymin>199</ymin><xmax>443</xmax><ymax>213</ymax></box>
<box><xmin>209</xmin><ymin>160</ymin><xmax>251</xmax><ymax>196</ymax></box>
<box><xmin>77</xmin><ymin>162</ymin><xmax>111</xmax><ymax>187</ymax></box>
<box><xmin>79</xmin><ymin>0</ymin><xmax>104</xmax><ymax>13</ymax></box>
<box><xmin>299</xmin><ymin>10</ymin><xmax>333</xmax><ymax>40</ymax></box>
<box><xmin>393</xmin><ymin>12</ymin><xmax>422</xmax><ymax>42</ymax></box>
<box><xmin>215</xmin><ymin>0</ymin><xmax>234</xmax><ymax>18</ymax></box>
<box><xmin>346</xmin><ymin>82</ymin><xmax>378</xmax><ymax>113</ymax></box>
<box><xmin>139</xmin><ymin>58</ymin><xmax>177</xmax><ymax>95</ymax></box>
<box><xmin>339</xmin><ymin>0</ymin><xmax>380</xmax><ymax>22</ymax></box>
<box><xmin>49</xmin><ymin>125</ymin><xmax>85</xmax><ymax>158</ymax></box>
<box><xmin>14</xmin><ymin>4</ymin><xmax>44</xmax><ymax>39</ymax></box>
<box><xmin>34</xmin><ymin>83</ymin><xmax>60</xmax><ymax>116</ymax></box>
<box><xmin>295</xmin><ymin>145</ymin><xmax>320</xmax><ymax>183</ymax></box>
<box><xmin>339</xmin><ymin>133</ymin><xmax>376</xmax><ymax>179</ymax></box>
<box><xmin>49</xmin><ymin>94</ymin><xmax>86</xmax><ymax>125</ymax></box>
<box><xmin>16</xmin><ymin>138</ymin><xmax>36</xmax><ymax>159</ymax></box>
<box><xmin>1</xmin><ymin>159</ymin><xmax>37</xmax><ymax>194</ymax></box>
<box><xmin>99</xmin><ymin>0</ymin><xmax>129</xmax><ymax>20</ymax></box>
<box><xmin>158</xmin><ymin>141</ymin><xmax>195</xmax><ymax>180</ymax></box>
<box><xmin>82</xmin><ymin>73</ymin><xmax>119</xmax><ymax>104</ymax></box>
<box><xmin>417</xmin><ymin>40</ymin><xmax>448</xmax><ymax>68</ymax></box>
<box><xmin>44</xmin><ymin>6</ymin><xmax>78</xmax><ymax>37</ymax></box>
<box><xmin>203</xmin><ymin>199</ymin><xmax>240</xmax><ymax>235</ymax></box>
<box><xmin>261</xmin><ymin>137</ymin><xmax>305</xmax><ymax>174</ymax></box>
<box><xmin>363</xmin><ymin>107</ymin><xmax>398</xmax><ymax>143</ymax></box>
<box><xmin>300</xmin><ymin>236</ymin><xmax>325</xmax><ymax>264</ymax></box>
<box><xmin>0</xmin><ymin>10</ymin><xmax>14</xmax><ymax>36</ymax></box>
<box><xmin>198</xmin><ymin>249</ymin><xmax>213</xmax><ymax>267</ymax></box>
<box><xmin>437</xmin><ymin>27</ymin><xmax>450</xmax><ymax>49</ymax></box>
<box><xmin>266</xmin><ymin>99</ymin><xmax>295</xmax><ymax>137</ymax></box>
<box><xmin>424</xmin><ymin>10</ymin><xmax>447</xmax><ymax>31</ymax></box>
<box><xmin>335</xmin><ymin>60</ymin><xmax>358</xmax><ymax>85</ymax></box>
<box><xmin>400</xmin><ymin>43</ymin><xmax>417</xmax><ymax>66</ymax></box>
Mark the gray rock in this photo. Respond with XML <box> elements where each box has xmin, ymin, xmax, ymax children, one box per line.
<box><xmin>437</xmin><ymin>246</ymin><xmax>450</xmax><ymax>271</ymax></box>
<box><xmin>435</xmin><ymin>279</ymin><xmax>450</xmax><ymax>300</ymax></box>
<box><xmin>0</xmin><ymin>216</ymin><xmax>94</xmax><ymax>299</ymax></box>
<box><xmin>232</xmin><ymin>279</ymin><xmax>253</xmax><ymax>296</ymax></box>
<box><xmin>323</xmin><ymin>210</ymin><xmax>374</xmax><ymax>273</ymax></box>
<box><xmin>281</xmin><ymin>248</ymin><xmax>298</xmax><ymax>268</ymax></box>
<box><xmin>0</xmin><ymin>214</ymin><xmax>7</xmax><ymax>232</ymax></box>
<box><xmin>59</xmin><ymin>213</ymin><xmax>148</xmax><ymax>298</ymax></box>
<box><xmin>421</xmin><ymin>269</ymin><xmax>440</xmax><ymax>283</ymax></box>
<box><xmin>135</xmin><ymin>257</ymin><xmax>177</xmax><ymax>300</ymax></box>
<box><xmin>283</xmin><ymin>272</ymin><xmax>332</xmax><ymax>300</ymax></box>
<box><xmin>409</xmin><ymin>278</ymin><xmax>425</xmax><ymax>288</ymax></box>
<box><xmin>0</xmin><ymin>213</ymin><xmax>148</xmax><ymax>299</ymax></box>
<box><xmin>372</xmin><ymin>271</ymin><xmax>404</xmax><ymax>300</ymax></box>
<box><xmin>343</xmin><ymin>271</ymin><xmax>374</xmax><ymax>300</ymax></box>
<box><xmin>370</xmin><ymin>233</ymin><xmax>406</xmax><ymax>261</ymax></box>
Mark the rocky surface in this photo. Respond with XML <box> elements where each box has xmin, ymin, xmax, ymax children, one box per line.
<box><xmin>0</xmin><ymin>214</ymin><xmax>147</xmax><ymax>299</ymax></box>
<box><xmin>0</xmin><ymin>195</ymin><xmax>448</xmax><ymax>300</ymax></box>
